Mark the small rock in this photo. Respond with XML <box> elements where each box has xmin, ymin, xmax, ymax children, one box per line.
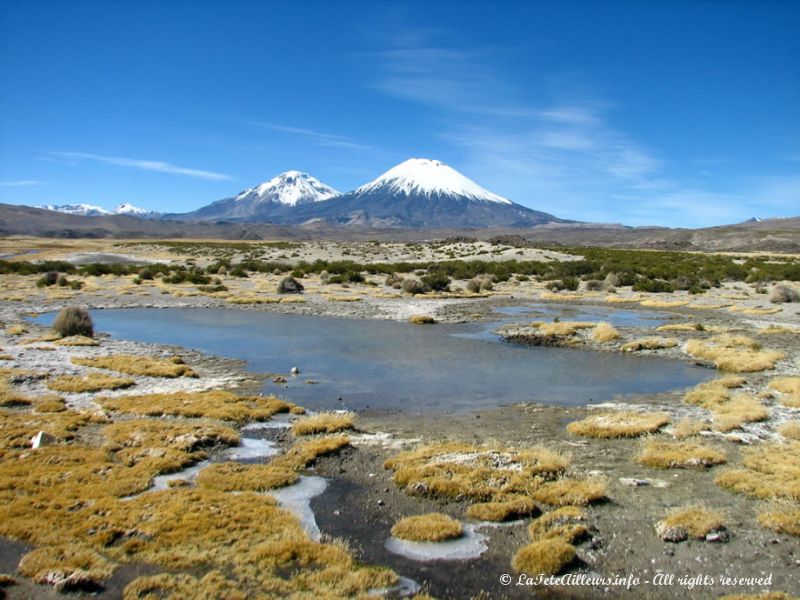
<box><xmin>31</xmin><ymin>431</ymin><xmax>56</xmax><ymax>449</ymax></box>
<box><xmin>377</xmin><ymin>499</ymin><xmax>385</xmax><ymax>507</ymax></box>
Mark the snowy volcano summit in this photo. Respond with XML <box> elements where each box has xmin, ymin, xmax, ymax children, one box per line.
<box><xmin>354</xmin><ymin>158</ymin><xmax>512</xmax><ymax>205</ymax></box>
<box><xmin>182</xmin><ymin>171</ymin><xmax>339</xmax><ymax>220</ymax></box>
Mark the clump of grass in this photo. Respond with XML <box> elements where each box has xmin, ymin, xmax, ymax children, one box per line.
<box><xmin>52</xmin><ymin>306</ymin><xmax>93</xmax><ymax>338</ymax></box>
<box><xmin>566</xmin><ymin>411</ymin><xmax>669</xmax><ymax>438</ymax></box>
<box><xmin>685</xmin><ymin>336</ymin><xmax>784</xmax><ymax>372</ymax></box>
<box><xmin>124</xmin><ymin>571</ymin><xmax>243</xmax><ymax>600</ymax></box>
<box><xmin>684</xmin><ymin>376</ymin><xmax>746</xmax><ymax>409</ymax></box>
<box><xmin>769</xmin><ymin>377</ymin><xmax>800</xmax><ymax>394</ymax></box>
<box><xmin>528</xmin><ymin>477</ymin><xmax>607</xmax><ymax>507</ymax></box>
<box><xmin>636</xmin><ymin>439</ymin><xmax>726</xmax><ymax>469</ymax></box>
<box><xmin>409</xmin><ymin>314</ymin><xmax>436</xmax><ymax>324</ymax></box>
<box><xmin>656</xmin><ymin>323</ymin><xmax>702</xmax><ymax>332</ymax></box>
<box><xmin>385</xmin><ymin>442</ymin><xmax>569</xmax><ymax>503</ymax></box>
<box><xmin>671</xmin><ymin>418</ymin><xmax>708</xmax><ymax>438</ymax></box>
<box><xmin>196</xmin><ymin>462</ymin><xmax>298</xmax><ymax>492</ymax></box>
<box><xmin>729</xmin><ymin>305</ymin><xmax>783</xmax><ymax>315</ymax></box>
<box><xmin>466</xmin><ymin>496</ymin><xmax>539</xmax><ymax>522</ymax></box>
<box><xmin>226</xmin><ymin>296</ymin><xmax>280</xmax><ymax>305</ymax></box>
<box><xmin>5</xmin><ymin>324</ymin><xmax>28</xmax><ymax>336</ymax></box>
<box><xmin>655</xmin><ymin>505</ymin><xmax>725</xmax><ymax>542</ymax></box>
<box><xmin>778</xmin><ymin>421</ymin><xmax>800</xmax><ymax>441</ymax></box>
<box><xmin>48</xmin><ymin>373</ymin><xmax>135</xmax><ymax>393</ymax></box>
<box><xmin>620</xmin><ymin>337</ymin><xmax>678</xmax><ymax>352</ymax></box>
<box><xmin>101</xmin><ymin>390</ymin><xmax>294</xmax><ymax>424</ymax></box>
<box><xmin>18</xmin><ymin>543</ymin><xmax>115</xmax><ymax>590</ymax></box>
<box><xmin>292</xmin><ymin>412</ymin><xmax>355</xmax><ymax>436</ymax></box>
<box><xmin>54</xmin><ymin>335</ymin><xmax>99</xmax><ymax>347</ymax></box>
<box><xmin>639</xmin><ymin>298</ymin><xmax>689</xmax><ymax>308</ymax></box>
<box><xmin>590</xmin><ymin>322</ymin><xmax>619</xmax><ymax>342</ymax></box>
<box><xmin>511</xmin><ymin>539</ymin><xmax>575</xmax><ymax>576</ymax></box>
<box><xmin>757</xmin><ymin>507</ymin><xmax>800</xmax><ymax>536</ymax></box>
<box><xmin>715</xmin><ymin>441</ymin><xmax>800</xmax><ymax>502</ymax></box>
<box><xmin>527</xmin><ymin>506</ymin><xmax>588</xmax><ymax>543</ymax></box>
<box><xmin>391</xmin><ymin>513</ymin><xmax>463</xmax><ymax>542</ymax></box>
<box><xmin>0</xmin><ymin>381</ymin><xmax>33</xmax><ymax>407</ymax></box>
<box><xmin>533</xmin><ymin>321</ymin><xmax>594</xmax><ymax>337</ymax></box>
<box><xmin>72</xmin><ymin>354</ymin><xmax>197</xmax><ymax>378</ymax></box>
<box><xmin>712</xmin><ymin>394</ymin><xmax>767</xmax><ymax>432</ymax></box>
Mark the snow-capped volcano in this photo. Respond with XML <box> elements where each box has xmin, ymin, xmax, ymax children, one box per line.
<box><xmin>355</xmin><ymin>158</ymin><xmax>512</xmax><ymax>205</ymax></box>
<box><xmin>114</xmin><ymin>202</ymin><xmax>153</xmax><ymax>215</ymax></box>
<box><xmin>178</xmin><ymin>171</ymin><xmax>339</xmax><ymax>221</ymax></box>
<box><xmin>235</xmin><ymin>171</ymin><xmax>339</xmax><ymax>206</ymax></box>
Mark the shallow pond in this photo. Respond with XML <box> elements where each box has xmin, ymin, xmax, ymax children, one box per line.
<box><xmin>36</xmin><ymin>307</ymin><xmax>710</xmax><ymax>413</ymax></box>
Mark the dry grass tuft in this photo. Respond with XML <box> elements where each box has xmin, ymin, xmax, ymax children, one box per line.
<box><xmin>196</xmin><ymin>462</ymin><xmax>298</xmax><ymax>492</ymax></box>
<box><xmin>567</xmin><ymin>411</ymin><xmax>669</xmax><ymax>438</ymax></box>
<box><xmin>5</xmin><ymin>324</ymin><xmax>27</xmax><ymax>336</ymax></box>
<box><xmin>409</xmin><ymin>314</ymin><xmax>436</xmax><ymax>324</ymax></box>
<box><xmin>671</xmin><ymin>418</ymin><xmax>708</xmax><ymax>438</ymax></box>
<box><xmin>100</xmin><ymin>390</ymin><xmax>294</xmax><ymax>424</ymax></box>
<box><xmin>511</xmin><ymin>539</ymin><xmax>576</xmax><ymax>576</ymax></box>
<box><xmin>636</xmin><ymin>439</ymin><xmax>726</xmax><ymax>469</ymax></box>
<box><xmin>0</xmin><ymin>381</ymin><xmax>33</xmax><ymax>407</ymax></box>
<box><xmin>18</xmin><ymin>543</ymin><xmax>115</xmax><ymax>587</ymax></box>
<box><xmin>778</xmin><ymin>422</ymin><xmax>800</xmax><ymax>441</ymax></box>
<box><xmin>769</xmin><ymin>377</ymin><xmax>800</xmax><ymax>395</ymax></box>
<box><xmin>54</xmin><ymin>335</ymin><xmax>99</xmax><ymax>347</ymax></box>
<box><xmin>272</xmin><ymin>435</ymin><xmax>351</xmax><ymax>472</ymax></box>
<box><xmin>757</xmin><ymin>508</ymin><xmax>800</xmax><ymax>536</ymax></box>
<box><xmin>48</xmin><ymin>373</ymin><xmax>135</xmax><ymax>393</ymax></box>
<box><xmin>466</xmin><ymin>496</ymin><xmax>539</xmax><ymax>522</ymax></box>
<box><xmin>527</xmin><ymin>506</ymin><xmax>588</xmax><ymax>543</ymax></box>
<box><xmin>655</xmin><ymin>505</ymin><xmax>725</xmax><ymax>542</ymax></box>
<box><xmin>715</xmin><ymin>441</ymin><xmax>800</xmax><ymax>502</ymax></box>
<box><xmin>683</xmin><ymin>376</ymin><xmax>746</xmax><ymax>409</ymax></box>
<box><xmin>712</xmin><ymin>394</ymin><xmax>768</xmax><ymax>432</ymax></box>
<box><xmin>533</xmin><ymin>321</ymin><xmax>594</xmax><ymax>337</ymax></box>
<box><xmin>590</xmin><ymin>322</ymin><xmax>619</xmax><ymax>342</ymax></box>
<box><xmin>685</xmin><ymin>336</ymin><xmax>784</xmax><ymax>372</ymax></box>
<box><xmin>292</xmin><ymin>412</ymin><xmax>355</xmax><ymax>436</ymax></box>
<box><xmin>72</xmin><ymin>354</ymin><xmax>197</xmax><ymax>378</ymax></box>
<box><xmin>639</xmin><ymin>298</ymin><xmax>689</xmax><ymax>308</ymax></box>
<box><xmin>391</xmin><ymin>513</ymin><xmax>463</xmax><ymax>542</ymax></box>
<box><xmin>729</xmin><ymin>306</ymin><xmax>782</xmax><ymax>315</ymax></box>
<box><xmin>620</xmin><ymin>337</ymin><xmax>678</xmax><ymax>352</ymax></box>
<box><xmin>528</xmin><ymin>477</ymin><xmax>607</xmax><ymax>507</ymax></box>
<box><xmin>124</xmin><ymin>571</ymin><xmax>244</xmax><ymax>600</ymax></box>
<box><xmin>34</xmin><ymin>395</ymin><xmax>67</xmax><ymax>413</ymax></box>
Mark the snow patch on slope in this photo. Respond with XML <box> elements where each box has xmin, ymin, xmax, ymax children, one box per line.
<box><xmin>234</xmin><ymin>171</ymin><xmax>339</xmax><ymax>206</ymax></box>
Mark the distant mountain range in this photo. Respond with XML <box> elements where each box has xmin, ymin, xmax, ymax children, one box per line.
<box><xmin>38</xmin><ymin>202</ymin><xmax>157</xmax><ymax>217</ymax></box>
<box><xmin>169</xmin><ymin>158</ymin><xmax>562</xmax><ymax>228</ymax></box>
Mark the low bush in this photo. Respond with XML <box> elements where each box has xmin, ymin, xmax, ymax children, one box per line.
<box><xmin>52</xmin><ymin>306</ymin><xmax>93</xmax><ymax>338</ymax></box>
<box><xmin>770</xmin><ymin>283</ymin><xmax>800</xmax><ymax>304</ymax></box>
<box><xmin>277</xmin><ymin>276</ymin><xmax>304</xmax><ymax>294</ymax></box>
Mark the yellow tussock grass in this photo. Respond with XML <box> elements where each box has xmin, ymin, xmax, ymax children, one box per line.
<box><xmin>620</xmin><ymin>337</ymin><xmax>678</xmax><ymax>352</ymax></box>
<box><xmin>606</xmin><ymin>294</ymin><xmax>641</xmax><ymax>303</ymax></box>
<box><xmin>0</xmin><ymin>381</ymin><xmax>33</xmax><ymax>407</ymax></box>
<box><xmin>124</xmin><ymin>571</ymin><xmax>244</xmax><ymax>600</ymax></box>
<box><xmin>292</xmin><ymin>412</ymin><xmax>355</xmax><ymax>436</ymax></box>
<box><xmin>685</xmin><ymin>336</ymin><xmax>784</xmax><ymax>372</ymax></box>
<box><xmin>391</xmin><ymin>513</ymin><xmax>463</xmax><ymax>542</ymax></box>
<box><xmin>683</xmin><ymin>376</ymin><xmax>746</xmax><ymax>409</ymax></box>
<box><xmin>757</xmin><ymin>508</ymin><xmax>800</xmax><ymax>536</ymax></box>
<box><xmin>326</xmin><ymin>295</ymin><xmax>360</xmax><ymax>302</ymax></box>
<box><xmin>769</xmin><ymin>377</ymin><xmax>800</xmax><ymax>395</ymax></box>
<box><xmin>590</xmin><ymin>322</ymin><xmax>619</xmax><ymax>342</ymax></box>
<box><xmin>655</xmin><ymin>505</ymin><xmax>725</xmax><ymax>541</ymax></box>
<box><xmin>760</xmin><ymin>325</ymin><xmax>800</xmax><ymax>335</ymax></box>
<box><xmin>271</xmin><ymin>435</ymin><xmax>351</xmax><ymax>472</ymax></box>
<box><xmin>712</xmin><ymin>394</ymin><xmax>768</xmax><ymax>432</ymax></box>
<box><xmin>671</xmin><ymin>418</ymin><xmax>708</xmax><ymax>438</ymax></box>
<box><xmin>527</xmin><ymin>506</ymin><xmax>588</xmax><ymax>543</ymax></box>
<box><xmin>466</xmin><ymin>496</ymin><xmax>539</xmax><ymax>522</ymax></box>
<box><xmin>729</xmin><ymin>306</ymin><xmax>782</xmax><ymax>315</ymax></box>
<box><xmin>639</xmin><ymin>298</ymin><xmax>689</xmax><ymax>308</ymax></box>
<box><xmin>409</xmin><ymin>314</ymin><xmax>436</xmax><ymax>324</ymax></box>
<box><xmin>279</xmin><ymin>296</ymin><xmax>306</xmax><ymax>303</ymax></box>
<box><xmin>54</xmin><ymin>335</ymin><xmax>99</xmax><ymax>347</ymax></box>
<box><xmin>0</xmin><ymin>409</ymin><xmax>93</xmax><ymax>450</ymax></box>
<box><xmin>533</xmin><ymin>321</ymin><xmax>594</xmax><ymax>336</ymax></box>
<box><xmin>196</xmin><ymin>462</ymin><xmax>298</xmax><ymax>492</ymax></box>
<box><xmin>19</xmin><ymin>543</ymin><xmax>115</xmax><ymax>587</ymax></box>
<box><xmin>72</xmin><ymin>354</ymin><xmax>197</xmax><ymax>378</ymax></box>
<box><xmin>101</xmin><ymin>391</ymin><xmax>294</xmax><ymax>424</ymax></box>
<box><xmin>636</xmin><ymin>439</ymin><xmax>726</xmax><ymax>469</ymax></box>
<box><xmin>5</xmin><ymin>325</ymin><xmax>27</xmax><ymax>336</ymax></box>
<box><xmin>511</xmin><ymin>539</ymin><xmax>575</xmax><ymax>576</ymax></box>
<box><xmin>778</xmin><ymin>421</ymin><xmax>800</xmax><ymax>440</ymax></box>
<box><xmin>34</xmin><ymin>395</ymin><xmax>67</xmax><ymax>413</ymax></box>
<box><xmin>688</xmin><ymin>303</ymin><xmax>731</xmax><ymax>310</ymax></box>
<box><xmin>715</xmin><ymin>441</ymin><xmax>800</xmax><ymax>502</ymax></box>
<box><xmin>48</xmin><ymin>373</ymin><xmax>135</xmax><ymax>393</ymax></box>
<box><xmin>540</xmin><ymin>292</ymin><xmax>585</xmax><ymax>301</ymax></box>
<box><xmin>567</xmin><ymin>411</ymin><xmax>669</xmax><ymax>438</ymax></box>
<box><xmin>226</xmin><ymin>296</ymin><xmax>280</xmax><ymax>304</ymax></box>
<box><xmin>528</xmin><ymin>477</ymin><xmax>607</xmax><ymax>507</ymax></box>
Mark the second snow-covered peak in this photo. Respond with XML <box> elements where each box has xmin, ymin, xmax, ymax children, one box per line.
<box><xmin>355</xmin><ymin>158</ymin><xmax>512</xmax><ymax>205</ymax></box>
<box><xmin>236</xmin><ymin>171</ymin><xmax>339</xmax><ymax>206</ymax></box>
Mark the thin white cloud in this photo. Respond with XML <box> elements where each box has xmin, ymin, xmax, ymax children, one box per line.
<box><xmin>50</xmin><ymin>152</ymin><xmax>232</xmax><ymax>180</ymax></box>
<box><xmin>250</xmin><ymin>122</ymin><xmax>371</xmax><ymax>150</ymax></box>
<box><xmin>0</xmin><ymin>180</ymin><xmax>44</xmax><ymax>187</ymax></box>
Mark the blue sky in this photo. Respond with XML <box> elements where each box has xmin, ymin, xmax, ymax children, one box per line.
<box><xmin>1</xmin><ymin>0</ymin><xmax>798</xmax><ymax>227</ymax></box>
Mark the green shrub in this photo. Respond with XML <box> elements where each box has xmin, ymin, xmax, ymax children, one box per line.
<box><xmin>277</xmin><ymin>276</ymin><xmax>304</xmax><ymax>294</ymax></box>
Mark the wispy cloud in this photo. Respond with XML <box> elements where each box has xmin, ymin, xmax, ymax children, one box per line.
<box><xmin>250</xmin><ymin>122</ymin><xmax>371</xmax><ymax>150</ymax></box>
<box><xmin>0</xmin><ymin>180</ymin><xmax>44</xmax><ymax>187</ymax></box>
<box><xmin>49</xmin><ymin>152</ymin><xmax>232</xmax><ymax>180</ymax></box>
